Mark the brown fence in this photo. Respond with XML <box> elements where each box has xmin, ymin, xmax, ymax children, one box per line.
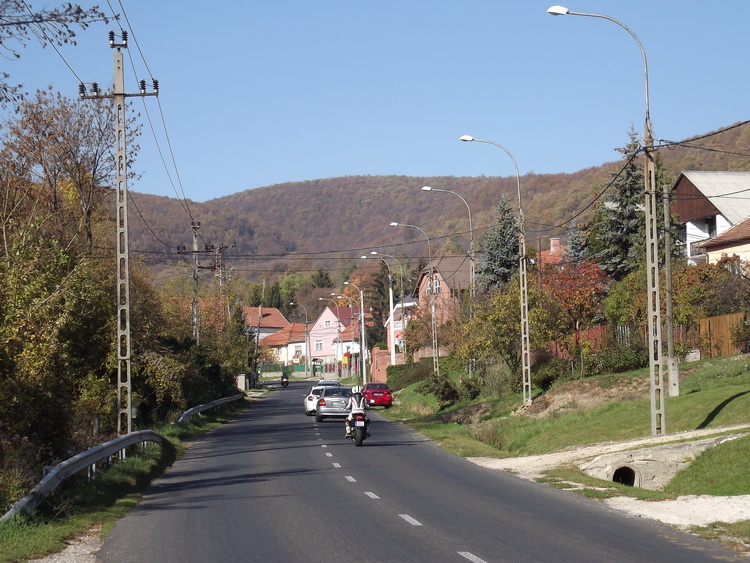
<box><xmin>699</xmin><ymin>312</ymin><xmax>745</xmax><ymax>358</ymax></box>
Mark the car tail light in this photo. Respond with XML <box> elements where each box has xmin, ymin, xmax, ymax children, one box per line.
<box><xmin>318</xmin><ymin>399</ymin><xmax>326</xmax><ymax>406</ymax></box>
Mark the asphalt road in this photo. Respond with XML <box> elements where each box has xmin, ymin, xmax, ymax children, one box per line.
<box><xmin>97</xmin><ymin>382</ymin><xmax>740</xmax><ymax>562</ymax></box>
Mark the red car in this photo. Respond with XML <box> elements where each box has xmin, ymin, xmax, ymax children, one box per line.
<box><xmin>362</xmin><ymin>382</ymin><xmax>392</xmax><ymax>408</ymax></box>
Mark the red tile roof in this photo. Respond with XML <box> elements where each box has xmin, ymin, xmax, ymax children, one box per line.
<box><xmin>261</xmin><ymin>323</ymin><xmax>307</xmax><ymax>347</ymax></box>
<box><xmin>242</xmin><ymin>307</ymin><xmax>289</xmax><ymax>329</ymax></box>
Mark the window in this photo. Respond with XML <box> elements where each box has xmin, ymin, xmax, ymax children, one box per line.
<box><xmin>315</xmin><ymin>340</ymin><xmax>323</xmax><ymax>351</ymax></box>
<box><xmin>324</xmin><ymin>320</ymin><xmax>331</xmax><ymax>328</ymax></box>
<box><xmin>294</xmin><ymin>346</ymin><xmax>302</xmax><ymax>357</ymax></box>
<box><xmin>433</xmin><ymin>275</ymin><xmax>441</xmax><ymax>294</ymax></box>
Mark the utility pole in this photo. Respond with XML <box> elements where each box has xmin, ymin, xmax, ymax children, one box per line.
<box><xmin>192</xmin><ymin>222</ymin><xmax>200</xmax><ymax>344</ymax></box>
<box><xmin>80</xmin><ymin>31</ymin><xmax>158</xmax><ymax>436</ymax></box>
<box><xmin>663</xmin><ymin>184</ymin><xmax>679</xmax><ymax>397</ymax></box>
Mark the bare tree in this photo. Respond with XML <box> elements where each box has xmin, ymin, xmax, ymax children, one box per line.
<box><xmin>0</xmin><ymin>1</ymin><xmax>111</xmax><ymax>104</ymax></box>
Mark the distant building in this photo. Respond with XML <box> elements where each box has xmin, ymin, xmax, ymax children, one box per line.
<box><xmin>242</xmin><ymin>307</ymin><xmax>289</xmax><ymax>340</ymax></box>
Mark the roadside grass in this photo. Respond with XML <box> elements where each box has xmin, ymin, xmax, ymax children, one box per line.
<box><xmin>382</xmin><ymin>356</ymin><xmax>750</xmax><ymax>551</ymax></box>
<box><xmin>0</xmin><ymin>398</ymin><xmax>253</xmax><ymax>563</ymax></box>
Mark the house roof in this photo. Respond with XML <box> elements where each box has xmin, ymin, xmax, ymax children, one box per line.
<box><xmin>677</xmin><ymin>171</ymin><xmax>750</xmax><ymax>225</ymax></box>
<box><xmin>323</xmin><ymin>305</ymin><xmax>360</xmax><ymax>328</ymax></box>
<box><xmin>700</xmin><ymin>215</ymin><xmax>750</xmax><ymax>249</ymax></box>
<box><xmin>261</xmin><ymin>323</ymin><xmax>307</xmax><ymax>347</ymax></box>
<box><xmin>242</xmin><ymin>307</ymin><xmax>289</xmax><ymax>329</ymax></box>
<box><xmin>426</xmin><ymin>255</ymin><xmax>472</xmax><ymax>288</ymax></box>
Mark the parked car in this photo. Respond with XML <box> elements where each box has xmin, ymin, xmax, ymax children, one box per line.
<box><xmin>362</xmin><ymin>382</ymin><xmax>392</xmax><ymax>408</ymax></box>
<box><xmin>315</xmin><ymin>387</ymin><xmax>352</xmax><ymax>422</ymax></box>
<box><xmin>303</xmin><ymin>380</ymin><xmax>341</xmax><ymax>416</ymax></box>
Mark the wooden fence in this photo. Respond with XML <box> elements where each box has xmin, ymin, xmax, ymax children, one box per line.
<box><xmin>700</xmin><ymin>312</ymin><xmax>746</xmax><ymax>358</ymax></box>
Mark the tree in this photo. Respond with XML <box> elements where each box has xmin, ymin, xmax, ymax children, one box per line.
<box><xmin>0</xmin><ymin>1</ymin><xmax>111</xmax><ymax>104</ymax></box>
<box><xmin>311</xmin><ymin>268</ymin><xmax>334</xmax><ymax>288</ymax></box>
<box><xmin>585</xmin><ymin>129</ymin><xmax>644</xmax><ymax>281</ymax></box>
<box><xmin>565</xmin><ymin>220</ymin><xmax>586</xmax><ymax>263</ymax></box>
<box><xmin>1</xmin><ymin>89</ymin><xmax>141</xmax><ymax>250</ymax></box>
<box><xmin>477</xmin><ymin>194</ymin><xmax>518</xmax><ymax>290</ymax></box>
<box><xmin>542</xmin><ymin>258</ymin><xmax>611</xmax><ymax>376</ymax></box>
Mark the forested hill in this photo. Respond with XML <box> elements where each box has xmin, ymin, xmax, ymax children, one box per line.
<box><xmin>128</xmin><ymin>121</ymin><xmax>750</xmax><ymax>280</ymax></box>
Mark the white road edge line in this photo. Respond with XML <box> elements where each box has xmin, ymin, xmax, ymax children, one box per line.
<box><xmin>398</xmin><ymin>514</ymin><xmax>422</xmax><ymax>526</ymax></box>
<box><xmin>365</xmin><ymin>492</ymin><xmax>380</xmax><ymax>499</ymax></box>
<box><xmin>458</xmin><ymin>552</ymin><xmax>487</xmax><ymax>563</ymax></box>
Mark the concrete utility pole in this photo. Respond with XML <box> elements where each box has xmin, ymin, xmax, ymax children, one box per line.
<box><xmin>80</xmin><ymin>31</ymin><xmax>158</xmax><ymax>436</ymax></box>
<box><xmin>547</xmin><ymin>5</ymin><xmax>666</xmax><ymax>435</ymax></box>
<box><xmin>192</xmin><ymin>222</ymin><xmax>201</xmax><ymax>344</ymax></box>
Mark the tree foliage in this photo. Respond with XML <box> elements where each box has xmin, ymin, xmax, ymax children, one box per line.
<box><xmin>477</xmin><ymin>194</ymin><xmax>518</xmax><ymax>290</ymax></box>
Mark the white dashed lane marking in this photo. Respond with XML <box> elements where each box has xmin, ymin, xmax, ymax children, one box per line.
<box><xmin>398</xmin><ymin>514</ymin><xmax>422</xmax><ymax>526</ymax></box>
<box><xmin>365</xmin><ymin>492</ymin><xmax>380</xmax><ymax>499</ymax></box>
<box><xmin>458</xmin><ymin>552</ymin><xmax>487</xmax><ymax>563</ymax></box>
<box><xmin>345</xmin><ymin>476</ymin><xmax>356</xmax><ymax>482</ymax></box>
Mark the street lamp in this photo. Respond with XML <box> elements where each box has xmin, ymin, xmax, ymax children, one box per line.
<box><xmin>344</xmin><ymin>280</ymin><xmax>367</xmax><ymax>384</ymax></box>
<box><xmin>371</xmin><ymin>251</ymin><xmax>406</xmax><ymax>359</ymax></box>
<box><xmin>289</xmin><ymin>302</ymin><xmax>310</xmax><ymax>379</ymax></box>
<box><xmin>421</xmin><ymin>186</ymin><xmax>475</xmax><ymax>298</ymax></box>
<box><xmin>547</xmin><ymin>5</ymin><xmax>667</xmax><ymax>435</ymax></box>
<box><xmin>390</xmin><ymin>222</ymin><xmax>440</xmax><ymax>379</ymax></box>
<box><xmin>460</xmin><ymin>135</ymin><xmax>531</xmax><ymax>405</ymax></box>
<box><xmin>368</xmin><ymin>253</ymin><xmax>397</xmax><ymax>365</ymax></box>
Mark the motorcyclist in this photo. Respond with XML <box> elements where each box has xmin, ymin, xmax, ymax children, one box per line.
<box><xmin>344</xmin><ymin>385</ymin><xmax>369</xmax><ymax>438</ymax></box>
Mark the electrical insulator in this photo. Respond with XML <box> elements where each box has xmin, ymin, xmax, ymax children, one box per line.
<box><xmin>78</xmin><ymin>84</ymin><xmax>86</xmax><ymax>97</ymax></box>
<box><xmin>152</xmin><ymin>79</ymin><xmax>159</xmax><ymax>94</ymax></box>
<box><xmin>139</xmin><ymin>80</ymin><xmax>146</xmax><ymax>94</ymax></box>
<box><xmin>91</xmin><ymin>83</ymin><xmax>100</xmax><ymax>95</ymax></box>
<box><xmin>108</xmin><ymin>30</ymin><xmax>115</xmax><ymax>45</ymax></box>
<box><xmin>121</xmin><ymin>30</ymin><xmax>128</xmax><ymax>44</ymax></box>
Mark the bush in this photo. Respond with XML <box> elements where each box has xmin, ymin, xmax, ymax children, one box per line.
<box><xmin>387</xmin><ymin>360</ymin><xmax>431</xmax><ymax>391</ymax></box>
<box><xmin>532</xmin><ymin>357</ymin><xmax>570</xmax><ymax>390</ymax></box>
<box><xmin>458</xmin><ymin>377</ymin><xmax>481</xmax><ymax>401</ymax></box>
<box><xmin>416</xmin><ymin>376</ymin><xmax>459</xmax><ymax>410</ymax></box>
<box><xmin>592</xmin><ymin>343</ymin><xmax>648</xmax><ymax>374</ymax></box>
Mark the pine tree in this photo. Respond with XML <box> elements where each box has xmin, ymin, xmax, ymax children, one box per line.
<box><xmin>585</xmin><ymin>129</ymin><xmax>644</xmax><ymax>281</ymax></box>
<box><xmin>566</xmin><ymin>220</ymin><xmax>587</xmax><ymax>263</ymax></box>
<box><xmin>477</xmin><ymin>194</ymin><xmax>519</xmax><ymax>290</ymax></box>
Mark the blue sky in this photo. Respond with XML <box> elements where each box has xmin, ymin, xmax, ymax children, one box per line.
<box><xmin>8</xmin><ymin>1</ymin><xmax>748</xmax><ymax>202</ymax></box>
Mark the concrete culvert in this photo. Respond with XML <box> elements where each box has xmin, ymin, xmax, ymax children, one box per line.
<box><xmin>612</xmin><ymin>466</ymin><xmax>637</xmax><ymax>487</ymax></box>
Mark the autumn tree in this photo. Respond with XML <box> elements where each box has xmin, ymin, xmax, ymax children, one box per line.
<box><xmin>542</xmin><ymin>258</ymin><xmax>611</xmax><ymax>376</ymax></box>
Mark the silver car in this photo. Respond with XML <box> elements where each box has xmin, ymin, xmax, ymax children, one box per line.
<box><xmin>303</xmin><ymin>380</ymin><xmax>342</xmax><ymax>416</ymax></box>
<box><xmin>315</xmin><ymin>387</ymin><xmax>352</xmax><ymax>422</ymax></box>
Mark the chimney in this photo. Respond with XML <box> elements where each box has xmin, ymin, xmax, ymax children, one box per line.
<box><xmin>550</xmin><ymin>237</ymin><xmax>561</xmax><ymax>254</ymax></box>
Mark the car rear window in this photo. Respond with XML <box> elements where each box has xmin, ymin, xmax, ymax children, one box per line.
<box><xmin>367</xmin><ymin>384</ymin><xmax>388</xmax><ymax>390</ymax></box>
<box><xmin>323</xmin><ymin>388</ymin><xmax>352</xmax><ymax>397</ymax></box>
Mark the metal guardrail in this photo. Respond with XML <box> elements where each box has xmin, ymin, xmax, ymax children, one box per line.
<box><xmin>1</xmin><ymin>430</ymin><xmax>164</xmax><ymax>523</ymax></box>
<box><xmin>1</xmin><ymin>393</ymin><xmax>247</xmax><ymax>523</ymax></box>
<box><xmin>176</xmin><ymin>393</ymin><xmax>245</xmax><ymax>424</ymax></box>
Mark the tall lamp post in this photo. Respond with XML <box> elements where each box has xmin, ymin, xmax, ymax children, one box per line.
<box><xmin>391</xmin><ymin>222</ymin><xmax>440</xmax><ymax>379</ymax></box>
<box><xmin>460</xmin><ymin>135</ymin><xmax>531</xmax><ymax>405</ymax></box>
<box><xmin>370</xmin><ymin>251</ymin><xmax>405</xmax><ymax>360</ymax></box>
<box><xmin>421</xmin><ymin>186</ymin><xmax>475</xmax><ymax>298</ymax></box>
<box><xmin>289</xmin><ymin>302</ymin><xmax>310</xmax><ymax>379</ymax></box>
<box><xmin>368</xmin><ymin>253</ymin><xmax>397</xmax><ymax>365</ymax></box>
<box><xmin>344</xmin><ymin>281</ymin><xmax>367</xmax><ymax>384</ymax></box>
<box><xmin>547</xmin><ymin>5</ymin><xmax>667</xmax><ymax>436</ymax></box>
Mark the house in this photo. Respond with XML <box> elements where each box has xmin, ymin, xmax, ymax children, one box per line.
<box><xmin>384</xmin><ymin>297</ymin><xmax>418</xmax><ymax>354</ymax></box>
<box><xmin>699</xmin><ymin>216</ymin><xmax>750</xmax><ymax>265</ymax></box>
<box><xmin>539</xmin><ymin>237</ymin><xmax>568</xmax><ymax>267</ymax></box>
<box><xmin>413</xmin><ymin>254</ymin><xmax>472</xmax><ymax>326</ymax></box>
<box><xmin>260</xmin><ymin>322</ymin><xmax>308</xmax><ymax>366</ymax></box>
<box><xmin>308</xmin><ymin>305</ymin><xmax>363</xmax><ymax>372</ymax></box>
<box><xmin>671</xmin><ymin>171</ymin><xmax>750</xmax><ymax>264</ymax></box>
<box><xmin>242</xmin><ymin>306</ymin><xmax>289</xmax><ymax>340</ymax></box>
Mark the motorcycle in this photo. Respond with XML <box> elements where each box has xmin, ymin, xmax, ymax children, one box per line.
<box><xmin>280</xmin><ymin>374</ymin><xmax>289</xmax><ymax>388</ymax></box>
<box><xmin>346</xmin><ymin>413</ymin><xmax>370</xmax><ymax>446</ymax></box>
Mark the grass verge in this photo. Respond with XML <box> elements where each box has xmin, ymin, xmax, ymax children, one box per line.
<box><xmin>0</xmin><ymin>397</ymin><xmax>253</xmax><ymax>563</ymax></box>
